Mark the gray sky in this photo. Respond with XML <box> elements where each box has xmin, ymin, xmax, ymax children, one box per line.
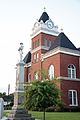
<box><xmin>0</xmin><ymin>0</ymin><xmax>80</xmax><ymax>93</ymax></box>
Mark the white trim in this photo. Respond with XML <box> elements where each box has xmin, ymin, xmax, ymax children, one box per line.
<box><xmin>31</xmin><ymin>29</ymin><xmax>59</xmax><ymax>39</ymax></box>
<box><xmin>42</xmin><ymin>47</ymin><xmax>80</xmax><ymax>60</ymax></box>
<box><xmin>57</xmin><ymin>76</ymin><xmax>80</xmax><ymax>81</ymax></box>
<box><xmin>68</xmin><ymin>90</ymin><xmax>78</xmax><ymax>106</ymax></box>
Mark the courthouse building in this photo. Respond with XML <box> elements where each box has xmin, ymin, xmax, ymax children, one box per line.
<box><xmin>18</xmin><ymin>11</ymin><xmax>80</xmax><ymax>108</ymax></box>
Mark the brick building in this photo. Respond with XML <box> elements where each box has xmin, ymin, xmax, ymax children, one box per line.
<box><xmin>21</xmin><ymin>11</ymin><xmax>80</xmax><ymax>108</ymax></box>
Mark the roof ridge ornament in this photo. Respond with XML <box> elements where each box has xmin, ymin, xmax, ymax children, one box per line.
<box><xmin>44</xmin><ymin>7</ymin><xmax>46</xmax><ymax>12</ymax></box>
<box><xmin>60</xmin><ymin>28</ymin><xmax>63</xmax><ymax>32</ymax></box>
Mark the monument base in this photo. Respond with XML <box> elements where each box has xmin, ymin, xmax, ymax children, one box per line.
<box><xmin>14</xmin><ymin>90</ymin><xmax>24</xmax><ymax>106</ymax></box>
<box><xmin>8</xmin><ymin>89</ymin><xmax>35</xmax><ymax>120</ymax></box>
<box><xmin>8</xmin><ymin>107</ymin><xmax>35</xmax><ymax>120</ymax></box>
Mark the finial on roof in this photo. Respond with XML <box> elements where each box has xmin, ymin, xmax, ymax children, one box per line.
<box><xmin>60</xmin><ymin>28</ymin><xmax>63</xmax><ymax>32</ymax></box>
<box><xmin>44</xmin><ymin>7</ymin><xmax>46</xmax><ymax>12</ymax></box>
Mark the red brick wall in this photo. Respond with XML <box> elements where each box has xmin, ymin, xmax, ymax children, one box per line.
<box><xmin>32</xmin><ymin>32</ymin><xmax>57</xmax><ymax>47</ymax></box>
<box><xmin>31</xmin><ymin>61</ymin><xmax>42</xmax><ymax>81</ymax></box>
<box><xmin>31</xmin><ymin>32</ymin><xmax>57</xmax><ymax>80</ymax></box>
<box><xmin>60</xmin><ymin>53</ymin><xmax>80</xmax><ymax>78</ymax></box>
<box><xmin>61</xmin><ymin>80</ymin><xmax>80</xmax><ymax>107</ymax></box>
<box><xmin>42</xmin><ymin>53</ymin><xmax>60</xmax><ymax>77</ymax></box>
<box><xmin>32</xmin><ymin>32</ymin><xmax>57</xmax><ymax>54</ymax></box>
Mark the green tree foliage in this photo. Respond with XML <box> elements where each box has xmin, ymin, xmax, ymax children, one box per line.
<box><xmin>24</xmin><ymin>80</ymin><xmax>60</xmax><ymax>120</ymax></box>
<box><xmin>0</xmin><ymin>92</ymin><xmax>14</xmax><ymax>105</ymax></box>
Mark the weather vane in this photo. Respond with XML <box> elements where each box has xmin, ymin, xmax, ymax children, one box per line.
<box><xmin>18</xmin><ymin>42</ymin><xmax>24</xmax><ymax>62</ymax></box>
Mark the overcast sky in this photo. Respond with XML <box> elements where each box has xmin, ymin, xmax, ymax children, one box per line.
<box><xmin>0</xmin><ymin>0</ymin><xmax>80</xmax><ymax>94</ymax></box>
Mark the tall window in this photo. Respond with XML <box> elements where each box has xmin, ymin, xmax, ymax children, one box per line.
<box><xmin>36</xmin><ymin>53</ymin><xmax>39</xmax><ymax>62</ymax></box>
<box><xmin>68</xmin><ymin>90</ymin><xmax>78</xmax><ymax>106</ymax></box>
<box><xmin>35</xmin><ymin>39</ymin><xmax>40</xmax><ymax>47</ymax></box>
<box><xmin>49</xmin><ymin>41</ymin><xmax>51</xmax><ymax>47</ymax></box>
<box><xmin>48</xmin><ymin>65</ymin><xmax>54</xmax><ymax>80</ymax></box>
<box><xmin>32</xmin><ymin>42</ymin><xmax>35</xmax><ymax>49</ymax></box>
<box><xmin>44</xmin><ymin>39</ymin><xmax>47</xmax><ymax>46</ymax></box>
<box><xmin>34</xmin><ymin>54</ymin><xmax>36</xmax><ymax>62</ymax></box>
<box><xmin>68</xmin><ymin>64</ymin><xmax>76</xmax><ymax>78</ymax></box>
<box><xmin>28</xmin><ymin>73</ymin><xmax>31</xmax><ymax>82</ymax></box>
<box><xmin>34</xmin><ymin>72</ymin><xmax>38</xmax><ymax>80</ymax></box>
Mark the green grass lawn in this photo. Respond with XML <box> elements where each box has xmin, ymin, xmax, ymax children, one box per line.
<box><xmin>4</xmin><ymin>110</ymin><xmax>80</xmax><ymax>120</ymax></box>
<box><xmin>29</xmin><ymin>111</ymin><xmax>80</xmax><ymax>120</ymax></box>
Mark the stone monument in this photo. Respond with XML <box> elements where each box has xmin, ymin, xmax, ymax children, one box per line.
<box><xmin>0</xmin><ymin>98</ymin><xmax>4</xmax><ymax>119</ymax></box>
<box><xmin>14</xmin><ymin>42</ymin><xmax>25</xmax><ymax>107</ymax></box>
<box><xmin>8</xmin><ymin>43</ymin><xmax>35</xmax><ymax>120</ymax></box>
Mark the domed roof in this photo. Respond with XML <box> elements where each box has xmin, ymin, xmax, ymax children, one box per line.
<box><xmin>38</xmin><ymin>12</ymin><xmax>49</xmax><ymax>23</ymax></box>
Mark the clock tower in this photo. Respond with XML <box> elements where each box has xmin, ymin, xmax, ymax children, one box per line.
<box><xmin>30</xmin><ymin>11</ymin><xmax>59</xmax><ymax>80</ymax></box>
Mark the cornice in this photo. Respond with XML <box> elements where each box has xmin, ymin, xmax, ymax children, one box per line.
<box><xmin>57</xmin><ymin>76</ymin><xmax>80</xmax><ymax>81</ymax></box>
<box><xmin>30</xmin><ymin>19</ymin><xmax>59</xmax><ymax>39</ymax></box>
<box><xmin>42</xmin><ymin>47</ymin><xmax>80</xmax><ymax>60</ymax></box>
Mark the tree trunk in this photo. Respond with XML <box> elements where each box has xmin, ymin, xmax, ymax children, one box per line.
<box><xmin>43</xmin><ymin>108</ymin><xmax>45</xmax><ymax>120</ymax></box>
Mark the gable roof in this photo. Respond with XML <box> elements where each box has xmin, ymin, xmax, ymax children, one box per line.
<box><xmin>38</xmin><ymin>12</ymin><xmax>49</xmax><ymax>23</ymax></box>
<box><xmin>23</xmin><ymin>51</ymin><xmax>31</xmax><ymax>63</ymax></box>
<box><xmin>49</xmin><ymin>32</ymin><xmax>78</xmax><ymax>51</ymax></box>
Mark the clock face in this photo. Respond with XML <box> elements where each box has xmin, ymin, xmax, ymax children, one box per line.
<box><xmin>47</xmin><ymin>21</ymin><xmax>54</xmax><ymax>29</ymax></box>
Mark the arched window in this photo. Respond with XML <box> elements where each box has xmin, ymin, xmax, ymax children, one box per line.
<box><xmin>68</xmin><ymin>64</ymin><xmax>76</xmax><ymax>79</ymax></box>
<box><xmin>48</xmin><ymin>65</ymin><xmax>54</xmax><ymax>80</ymax></box>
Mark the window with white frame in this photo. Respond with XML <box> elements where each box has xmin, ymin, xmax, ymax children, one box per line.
<box><xmin>49</xmin><ymin>40</ymin><xmax>51</xmax><ymax>47</ymax></box>
<box><xmin>34</xmin><ymin>54</ymin><xmax>36</xmax><ymax>62</ymax></box>
<box><xmin>48</xmin><ymin>65</ymin><xmax>54</xmax><ymax>80</ymax></box>
<box><xmin>44</xmin><ymin>39</ymin><xmax>48</xmax><ymax>46</ymax></box>
<box><xmin>68</xmin><ymin>90</ymin><xmax>78</xmax><ymax>106</ymax></box>
<box><xmin>36</xmin><ymin>53</ymin><xmax>39</xmax><ymax>62</ymax></box>
<box><xmin>34</xmin><ymin>72</ymin><xmax>38</xmax><ymax>80</ymax></box>
<box><xmin>68</xmin><ymin>64</ymin><xmax>76</xmax><ymax>79</ymax></box>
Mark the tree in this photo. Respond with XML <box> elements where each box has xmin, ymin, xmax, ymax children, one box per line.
<box><xmin>24</xmin><ymin>80</ymin><xmax>60</xmax><ymax>120</ymax></box>
<box><xmin>0</xmin><ymin>92</ymin><xmax>14</xmax><ymax>109</ymax></box>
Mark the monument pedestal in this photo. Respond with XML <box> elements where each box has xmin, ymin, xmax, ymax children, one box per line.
<box><xmin>8</xmin><ymin>83</ymin><xmax>35</xmax><ymax>120</ymax></box>
<box><xmin>0</xmin><ymin>98</ymin><xmax>4</xmax><ymax>119</ymax></box>
<box><xmin>8</xmin><ymin>43</ymin><xmax>35</xmax><ymax>120</ymax></box>
<box><xmin>8</xmin><ymin>107</ymin><xmax>35</xmax><ymax>120</ymax></box>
